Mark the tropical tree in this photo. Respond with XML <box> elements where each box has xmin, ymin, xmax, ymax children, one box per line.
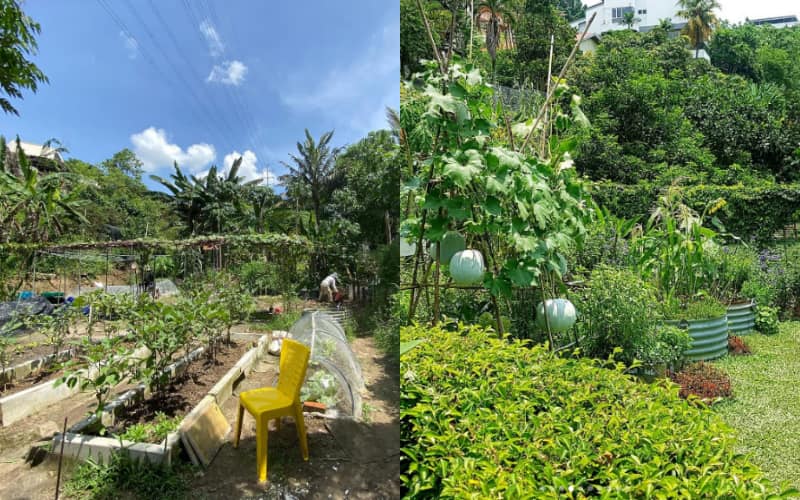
<box><xmin>677</xmin><ymin>0</ymin><xmax>721</xmax><ymax>57</ymax></box>
<box><xmin>151</xmin><ymin>157</ymin><xmax>257</xmax><ymax>235</ymax></box>
<box><xmin>556</xmin><ymin>0</ymin><xmax>585</xmax><ymax>23</ymax></box>
<box><xmin>476</xmin><ymin>0</ymin><xmax>516</xmax><ymax>76</ymax></box>
<box><xmin>622</xmin><ymin>11</ymin><xmax>641</xmax><ymax>30</ymax></box>
<box><xmin>0</xmin><ymin>136</ymin><xmax>87</xmax><ymax>299</ymax></box>
<box><xmin>0</xmin><ymin>0</ymin><xmax>48</xmax><ymax>115</ymax></box>
<box><xmin>280</xmin><ymin>129</ymin><xmax>341</xmax><ymax>233</ymax></box>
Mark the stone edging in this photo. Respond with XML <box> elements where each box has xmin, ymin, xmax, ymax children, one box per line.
<box><xmin>52</xmin><ymin>334</ymin><xmax>269</xmax><ymax>465</ymax></box>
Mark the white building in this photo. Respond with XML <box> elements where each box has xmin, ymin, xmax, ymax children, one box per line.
<box><xmin>571</xmin><ymin>0</ymin><xmax>686</xmax><ymax>34</ymax></box>
<box><xmin>749</xmin><ymin>15</ymin><xmax>798</xmax><ymax>29</ymax></box>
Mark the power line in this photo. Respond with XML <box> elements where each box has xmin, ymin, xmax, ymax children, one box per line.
<box><xmin>120</xmin><ymin>0</ymin><xmax>242</xmax><ymax>152</ymax></box>
<box><xmin>179</xmin><ymin>0</ymin><xmax>262</xmax><ymax>159</ymax></box>
<box><xmin>95</xmin><ymin>0</ymin><xmax>230</xmax><ymax>154</ymax></box>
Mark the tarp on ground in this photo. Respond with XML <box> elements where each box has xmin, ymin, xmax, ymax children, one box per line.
<box><xmin>0</xmin><ymin>296</ymin><xmax>53</xmax><ymax>335</ymax></box>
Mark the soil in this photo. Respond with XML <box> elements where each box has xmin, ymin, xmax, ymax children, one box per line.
<box><xmin>0</xmin><ymin>365</ymin><xmax>63</xmax><ymax>397</ymax></box>
<box><xmin>189</xmin><ymin>336</ymin><xmax>400</xmax><ymax>499</ymax></box>
<box><xmin>106</xmin><ymin>340</ymin><xmax>253</xmax><ymax>437</ymax></box>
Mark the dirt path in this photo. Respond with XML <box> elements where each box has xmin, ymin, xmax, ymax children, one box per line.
<box><xmin>190</xmin><ymin>336</ymin><xmax>400</xmax><ymax>499</ymax></box>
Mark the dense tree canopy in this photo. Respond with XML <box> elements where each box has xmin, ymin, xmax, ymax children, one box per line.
<box><xmin>0</xmin><ymin>0</ymin><xmax>48</xmax><ymax>115</ymax></box>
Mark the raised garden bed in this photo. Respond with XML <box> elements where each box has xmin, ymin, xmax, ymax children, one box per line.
<box><xmin>0</xmin><ymin>346</ymin><xmax>74</xmax><ymax>389</ymax></box>
<box><xmin>727</xmin><ymin>300</ymin><xmax>756</xmax><ymax>335</ymax></box>
<box><xmin>667</xmin><ymin>315</ymin><xmax>729</xmax><ymax>362</ymax></box>
<box><xmin>53</xmin><ymin>333</ymin><xmax>270</xmax><ymax>466</ymax></box>
<box><xmin>0</xmin><ymin>346</ymin><xmax>149</xmax><ymax>427</ymax></box>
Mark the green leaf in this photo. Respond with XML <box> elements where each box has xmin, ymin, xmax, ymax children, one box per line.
<box><xmin>425</xmin><ymin>216</ymin><xmax>448</xmax><ymax>241</ymax></box>
<box><xmin>400</xmin><ymin>339</ymin><xmax>425</xmax><ymax>356</ymax></box>
<box><xmin>449</xmin><ymin>82</ymin><xmax>468</xmax><ymax>99</ymax></box>
<box><xmin>484</xmin><ymin>274</ymin><xmax>512</xmax><ymax>298</ymax></box>
<box><xmin>442</xmin><ymin>150</ymin><xmax>482</xmax><ymax>188</ymax></box>
<box><xmin>483</xmin><ymin>196</ymin><xmax>502</xmax><ymax>217</ymax></box>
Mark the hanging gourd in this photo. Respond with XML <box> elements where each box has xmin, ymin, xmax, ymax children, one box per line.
<box><xmin>399</xmin><ymin>238</ymin><xmax>416</xmax><ymax>257</ymax></box>
<box><xmin>535</xmin><ymin>299</ymin><xmax>577</xmax><ymax>332</ymax></box>
<box><xmin>449</xmin><ymin>250</ymin><xmax>485</xmax><ymax>285</ymax></box>
<box><xmin>439</xmin><ymin>231</ymin><xmax>466</xmax><ymax>264</ymax></box>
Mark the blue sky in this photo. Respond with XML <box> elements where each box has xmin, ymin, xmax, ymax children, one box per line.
<box><xmin>1</xmin><ymin>0</ymin><xmax>399</xmax><ymax>190</ymax></box>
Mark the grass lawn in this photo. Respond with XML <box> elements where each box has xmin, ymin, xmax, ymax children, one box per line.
<box><xmin>714</xmin><ymin>322</ymin><xmax>800</xmax><ymax>490</ymax></box>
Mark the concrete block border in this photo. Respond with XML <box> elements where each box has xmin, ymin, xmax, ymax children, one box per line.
<box><xmin>52</xmin><ymin>334</ymin><xmax>269</xmax><ymax>466</ymax></box>
<box><xmin>0</xmin><ymin>346</ymin><xmax>150</xmax><ymax>427</ymax></box>
<box><xmin>0</xmin><ymin>347</ymin><xmax>74</xmax><ymax>385</ymax></box>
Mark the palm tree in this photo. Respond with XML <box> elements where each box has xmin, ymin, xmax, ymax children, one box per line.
<box><xmin>621</xmin><ymin>11</ymin><xmax>640</xmax><ymax>30</ymax></box>
<box><xmin>280</xmin><ymin>129</ymin><xmax>341</xmax><ymax>233</ymax></box>
<box><xmin>677</xmin><ymin>0</ymin><xmax>721</xmax><ymax>58</ymax></box>
<box><xmin>152</xmin><ymin>157</ymin><xmax>257</xmax><ymax>235</ymax></box>
<box><xmin>476</xmin><ymin>0</ymin><xmax>515</xmax><ymax>77</ymax></box>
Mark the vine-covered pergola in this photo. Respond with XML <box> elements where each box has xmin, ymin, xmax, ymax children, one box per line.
<box><xmin>0</xmin><ymin>233</ymin><xmax>310</xmax><ymax>301</ymax></box>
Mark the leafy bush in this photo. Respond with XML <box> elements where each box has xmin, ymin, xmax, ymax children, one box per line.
<box><xmin>635</xmin><ymin>324</ymin><xmax>692</xmax><ymax>367</ymax></box>
<box><xmin>755</xmin><ymin>305</ymin><xmax>780</xmax><ymax>335</ymax></box>
<box><xmin>670</xmin><ymin>362</ymin><xmax>732</xmax><ymax>402</ymax></box>
<box><xmin>118</xmin><ymin>412</ymin><xmax>181</xmax><ymax>444</ymax></box>
<box><xmin>237</xmin><ymin>260</ymin><xmax>280</xmax><ymax>295</ymax></box>
<box><xmin>64</xmin><ymin>450</ymin><xmax>190</xmax><ymax>500</ymax></box>
<box><xmin>728</xmin><ymin>335</ymin><xmax>752</xmax><ymax>355</ymax></box>
<box><xmin>401</xmin><ymin>324</ymin><xmax>786</xmax><ymax>498</ymax></box>
<box><xmin>575</xmin><ymin>266</ymin><xmax>660</xmax><ymax>363</ymax></box>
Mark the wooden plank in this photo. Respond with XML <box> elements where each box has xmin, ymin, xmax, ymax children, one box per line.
<box><xmin>179</xmin><ymin>398</ymin><xmax>230</xmax><ymax>468</ymax></box>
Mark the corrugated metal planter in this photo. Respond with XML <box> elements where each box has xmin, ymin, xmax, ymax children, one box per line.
<box><xmin>727</xmin><ymin>301</ymin><xmax>755</xmax><ymax>335</ymax></box>
<box><xmin>666</xmin><ymin>315</ymin><xmax>729</xmax><ymax>362</ymax></box>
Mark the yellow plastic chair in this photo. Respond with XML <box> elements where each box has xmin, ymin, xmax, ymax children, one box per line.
<box><xmin>233</xmin><ymin>338</ymin><xmax>310</xmax><ymax>482</ymax></box>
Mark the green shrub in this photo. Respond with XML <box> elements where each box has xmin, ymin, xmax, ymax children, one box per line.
<box><xmin>65</xmin><ymin>450</ymin><xmax>191</xmax><ymax>500</ymax></box>
<box><xmin>755</xmin><ymin>305</ymin><xmax>780</xmax><ymax>335</ymax></box>
<box><xmin>575</xmin><ymin>266</ymin><xmax>660</xmax><ymax>363</ymax></box>
<box><xmin>237</xmin><ymin>260</ymin><xmax>280</xmax><ymax>295</ymax></box>
<box><xmin>118</xmin><ymin>412</ymin><xmax>181</xmax><ymax>444</ymax></box>
<box><xmin>401</xmin><ymin>324</ymin><xmax>791</xmax><ymax>498</ymax></box>
<box><xmin>635</xmin><ymin>324</ymin><xmax>692</xmax><ymax>367</ymax></box>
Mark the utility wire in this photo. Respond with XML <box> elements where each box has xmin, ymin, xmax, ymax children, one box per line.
<box><xmin>121</xmin><ymin>0</ymin><xmax>241</xmax><ymax>152</ymax></box>
<box><xmin>180</xmin><ymin>0</ymin><xmax>262</xmax><ymax>158</ymax></box>
<box><xmin>95</xmin><ymin>0</ymin><xmax>231</xmax><ymax>154</ymax></box>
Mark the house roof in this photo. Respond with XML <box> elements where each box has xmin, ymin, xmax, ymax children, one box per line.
<box><xmin>749</xmin><ymin>15</ymin><xmax>798</xmax><ymax>25</ymax></box>
<box><xmin>10</xmin><ymin>141</ymin><xmax>64</xmax><ymax>163</ymax></box>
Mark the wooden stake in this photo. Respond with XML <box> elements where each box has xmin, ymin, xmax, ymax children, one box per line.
<box><xmin>54</xmin><ymin>417</ymin><xmax>67</xmax><ymax>500</ymax></box>
<box><xmin>520</xmin><ymin>12</ymin><xmax>596</xmax><ymax>152</ymax></box>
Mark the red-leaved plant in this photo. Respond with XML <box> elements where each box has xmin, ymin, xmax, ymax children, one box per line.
<box><xmin>728</xmin><ymin>335</ymin><xmax>752</xmax><ymax>356</ymax></box>
<box><xmin>670</xmin><ymin>362</ymin><xmax>732</xmax><ymax>401</ymax></box>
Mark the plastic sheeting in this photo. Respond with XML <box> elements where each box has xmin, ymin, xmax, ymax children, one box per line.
<box><xmin>289</xmin><ymin>310</ymin><xmax>364</xmax><ymax>418</ymax></box>
<box><xmin>0</xmin><ymin>296</ymin><xmax>53</xmax><ymax>334</ymax></box>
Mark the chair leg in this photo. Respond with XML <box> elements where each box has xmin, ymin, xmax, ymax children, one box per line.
<box><xmin>256</xmin><ymin>414</ymin><xmax>269</xmax><ymax>482</ymax></box>
<box><xmin>233</xmin><ymin>402</ymin><xmax>244</xmax><ymax>448</ymax></box>
<box><xmin>294</xmin><ymin>403</ymin><xmax>309</xmax><ymax>461</ymax></box>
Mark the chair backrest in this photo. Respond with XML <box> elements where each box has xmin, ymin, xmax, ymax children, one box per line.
<box><xmin>277</xmin><ymin>339</ymin><xmax>311</xmax><ymax>401</ymax></box>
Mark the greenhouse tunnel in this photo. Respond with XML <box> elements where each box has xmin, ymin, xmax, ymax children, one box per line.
<box><xmin>289</xmin><ymin>310</ymin><xmax>365</xmax><ymax>418</ymax></box>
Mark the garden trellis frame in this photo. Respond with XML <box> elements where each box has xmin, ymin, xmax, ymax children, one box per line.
<box><xmin>0</xmin><ymin>234</ymin><xmax>310</xmax><ymax>302</ymax></box>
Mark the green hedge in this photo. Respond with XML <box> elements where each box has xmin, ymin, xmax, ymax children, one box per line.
<box><xmin>401</xmin><ymin>324</ymin><xmax>793</xmax><ymax>498</ymax></box>
<box><xmin>592</xmin><ymin>181</ymin><xmax>800</xmax><ymax>244</ymax></box>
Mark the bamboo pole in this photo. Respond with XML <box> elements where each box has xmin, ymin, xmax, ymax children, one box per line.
<box><xmin>520</xmin><ymin>12</ymin><xmax>596</xmax><ymax>152</ymax></box>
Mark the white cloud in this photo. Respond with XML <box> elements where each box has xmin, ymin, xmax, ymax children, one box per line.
<box><xmin>197</xmin><ymin>150</ymin><xmax>278</xmax><ymax>186</ymax></box>
<box><xmin>119</xmin><ymin>31</ymin><xmax>138</xmax><ymax>59</ymax></box>
<box><xmin>207</xmin><ymin>60</ymin><xmax>248</xmax><ymax>86</ymax></box>
<box><xmin>199</xmin><ymin>19</ymin><xmax>225</xmax><ymax>57</ymax></box>
<box><xmin>130</xmin><ymin>127</ymin><xmax>215</xmax><ymax>172</ymax></box>
<box><xmin>279</xmin><ymin>18</ymin><xmax>400</xmax><ymax>134</ymax></box>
